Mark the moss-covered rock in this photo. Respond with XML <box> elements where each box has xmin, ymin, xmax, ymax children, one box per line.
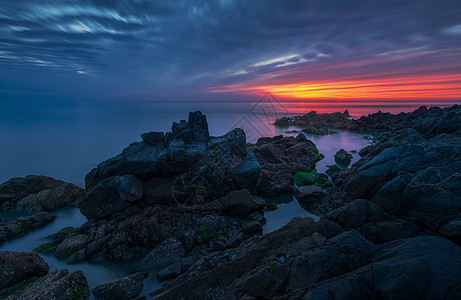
<box><xmin>66</xmin><ymin>249</ymin><xmax>86</xmax><ymax>264</ymax></box>
<box><xmin>198</xmin><ymin>228</ymin><xmax>214</xmax><ymax>243</ymax></box>
<box><xmin>334</xmin><ymin>149</ymin><xmax>353</xmax><ymax>168</ymax></box>
<box><xmin>310</xmin><ymin>148</ymin><xmax>325</xmax><ymax>162</ymax></box>
<box><xmin>315</xmin><ymin>174</ymin><xmax>334</xmax><ymax>187</ymax></box>
<box><xmin>1</xmin><ymin>277</ymin><xmax>38</xmax><ymax>298</ymax></box>
<box><xmin>294</xmin><ymin>171</ymin><xmax>316</xmax><ymax>186</ymax></box>
<box><xmin>325</xmin><ymin>164</ymin><xmax>341</xmax><ymax>176</ymax></box>
<box><xmin>33</xmin><ymin>242</ymin><xmax>58</xmax><ymax>255</ymax></box>
<box><xmin>265</xmin><ymin>202</ymin><xmax>278</xmax><ymax>211</ymax></box>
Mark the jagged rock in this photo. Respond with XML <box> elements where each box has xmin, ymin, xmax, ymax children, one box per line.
<box><xmin>82</xmin><ymin>112</ymin><xmax>259</xmax><ymax>217</ymax></box>
<box><xmin>84</xmin><ymin>112</ymin><xmax>257</xmax><ymax>200</ymax></box>
<box><xmin>0</xmin><ymin>251</ymin><xmax>49</xmax><ymax>290</ymax></box>
<box><xmin>93</xmin><ymin>272</ymin><xmax>143</xmax><ymax>300</ymax></box>
<box><xmin>180</xmin><ymin>254</ymin><xmax>202</xmax><ymax>272</ymax></box>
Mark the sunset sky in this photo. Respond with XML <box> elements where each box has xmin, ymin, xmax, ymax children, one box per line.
<box><xmin>1</xmin><ymin>0</ymin><xmax>460</xmax><ymax>111</ymax></box>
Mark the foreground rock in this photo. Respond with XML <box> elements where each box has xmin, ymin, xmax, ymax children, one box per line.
<box><xmin>152</xmin><ymin>217</ymin><xmax>461</xmax><ymax>299</ymax></box>
<box><xmin>339</xmin><ymin>109</ymin><xmax>461</xmax><ymax>242</ymax></box>
<box><xmin>0</xmin><ymin>251</ymin><xmax>89</xmax><ymax>299</ymax></box>
<box><xmin>41</xmin><ymin>112</ymin><xmax>265</xmax><ymax>269</ymax></box>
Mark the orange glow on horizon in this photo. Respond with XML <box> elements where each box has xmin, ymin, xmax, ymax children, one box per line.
<box><xmin>209</xmin><ymin>73</ymin><xmax>461</xmax><ymax>100</ymax></box>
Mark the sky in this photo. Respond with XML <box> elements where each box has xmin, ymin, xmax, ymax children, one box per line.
<box><xmin>1</xmin><ymin>0</ymin><xmax>461</xmax><ymax>110</ymax></box>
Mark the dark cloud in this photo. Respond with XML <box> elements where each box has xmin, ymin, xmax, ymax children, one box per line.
<box><xmin>0</xmin><ymin>0</ymin><xmax>460</xmax><ymax>101</ymax></box>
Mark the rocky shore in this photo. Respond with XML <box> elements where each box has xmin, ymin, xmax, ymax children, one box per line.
<box><xmin>1</xmin><ymin>105</ymin><xmax>460</xmax><ymax>299</ymax></box>
<box><xmin>0</xmin><ymin>176</ymin><xmax>84</xmax><ymax>242</ymax></box>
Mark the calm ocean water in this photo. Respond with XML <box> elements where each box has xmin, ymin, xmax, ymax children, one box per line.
<box><xmin>0</xmin><ymin>99</ymin><xmax>457</xmax><ymax>187</ymax></box>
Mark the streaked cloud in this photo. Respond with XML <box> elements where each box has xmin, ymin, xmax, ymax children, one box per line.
<box><xmin>0</xmin><ymin>0</ymin><xmax>460</xmax><ymax>102</ymax></box>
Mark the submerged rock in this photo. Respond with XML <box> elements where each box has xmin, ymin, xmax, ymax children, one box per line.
<box><xmin>293</xmin><ymin>171</ymin><xmax>316</xmax><ymax>186</ymax></box>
